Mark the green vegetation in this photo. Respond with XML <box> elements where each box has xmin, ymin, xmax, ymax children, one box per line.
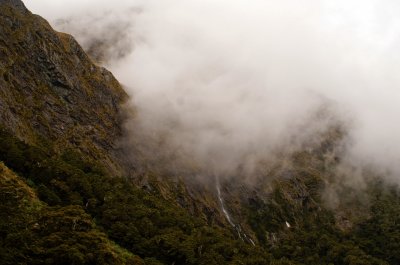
<box><xmin>3</xmin><ymin>121</ymin><xmax>400</xmax><ymax>265</ymax></box>
<box><xmin>0</xmin><ymin>162</ymin><xmax>142</xmax><ymax>265</ymax></box>
<box><xmin>0</xmin><ymin>127</ymin><xmax>272</xmax><ymax>264</ymax></box>
<box><xmin>246</xmin><ymin>169</ymin><xmax>400</xmax><ymax>265</ymax></box>
<box><xmin>353</xmin><ymin>183</ymin><xmax>400</xmax><ymax>264</ymax></box>
<box><xmin>3</xmin><ymin>2</ymin><xmax>400</xmax><ymax>263</ymax></box>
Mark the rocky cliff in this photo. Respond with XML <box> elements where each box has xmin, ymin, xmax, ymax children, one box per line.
<box><xmin>2</xmin><ymin>1</ymin><xmax>400</xmax><ymax>264</ymax></box>
<box><xmin>0</xmin><ymin>0</ymin><xmax>128</xmax><ymax>175</ymax></box>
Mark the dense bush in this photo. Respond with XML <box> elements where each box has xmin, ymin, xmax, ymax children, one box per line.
<box><xmin>1</xmin><ymin>126</ymin><xmax>400</xmax><ymax>264</ymax></box>
<box><xmin>0</xmin><ymin>128</ymin><xmax>271</xmax><ymax>264</ymax></box>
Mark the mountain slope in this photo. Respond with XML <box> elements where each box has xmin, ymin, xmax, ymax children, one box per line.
<box><xmin>0</xmin><ymin>0</ymin><xmax>127</xmax><ymax>176</ymax></box>
<box><xmin>2</xmin><ymin>1</ymin><xmax>400</xmax><ymax>265</ymax></box>
<box><xmin>0</xmin><ymin>161</ymin><xmax>145</xmax><ymax>265</ymax></box>
<box><xmin>0</xmin><ymin>2</ymin><xmax>271</xmax><ymax>264</ymax></box>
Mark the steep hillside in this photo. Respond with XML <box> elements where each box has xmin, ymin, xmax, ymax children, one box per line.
<box><xmin>0</xmin><ymin>161</ymin><xmax>144</xmax><ymax>265</ymax></box>
<box><xmin>0</xmin><ymin>0</ymin><xmax>128</xmax><ymax>176</ymax></box>
<box><xmin>2</xmin><ymin>1</ymin><xmax>400</xmax><ymax>264</ymax></box>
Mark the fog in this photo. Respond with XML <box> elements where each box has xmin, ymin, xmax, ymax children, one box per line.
<box><xmin>25</xmin><ymin>0</ymin><xmax>400</xmax><ymax>183</ymax></box>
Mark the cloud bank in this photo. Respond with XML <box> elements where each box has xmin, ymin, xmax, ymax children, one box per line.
<box><xmin>24</xmin><ymin>0</ymin><xmax>400</xmax><ymax>182</ymax></box>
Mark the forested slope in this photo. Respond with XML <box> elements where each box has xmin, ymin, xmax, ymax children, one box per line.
<box><xmin>1</xmin><ymin>1</ymin><xmax>400</xmax><ymax>264</ymax></box>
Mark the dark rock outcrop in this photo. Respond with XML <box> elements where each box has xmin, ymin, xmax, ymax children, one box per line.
<box><xmin>0</xmin><ymin>0</ymin><xmax>27</xmax><ymax>12</ymax></box>
<box><xmin>0</xmin><ymin>1</ymin><xmax>128</xmax><ymax>175</ymax></box>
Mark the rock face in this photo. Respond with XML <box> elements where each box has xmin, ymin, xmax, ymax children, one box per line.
<box><xmin>0</xmin><ymin>0</ymin><xmax>27</xmax><ymax>12</ymax></box>
<box><xmin>3</xmin><ymin>2</ymin><xmax>400</xmax><ymax>264</ymax></box>
<box><xmin>0</xmin><ymin>0</ymin><xmax>344</xmax><ymax>232</ymax></box>
<box><xmin>0</xmin><ymin>0</ymin><xmax>128</xmax><ymax>175</ymax></box>
<box><xmin>0</xmin><ymin>0</ymin><xmax>366</xmax><ymax>234</ymax></box>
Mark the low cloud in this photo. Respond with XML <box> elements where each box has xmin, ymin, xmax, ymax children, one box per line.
<box><xmin>24</xmin><ymin>0</ymin><xmax>400</xmax><ymax>184</ymax></box>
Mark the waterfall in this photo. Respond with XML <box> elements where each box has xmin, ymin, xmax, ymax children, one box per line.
<box><xmin>215</xmin><ymin>175</ymin><xmax>255</xmax><ymax>246</ymax></box>
<box><xmin>216</xmin><ymin>175</ymin><xmax>235</xmax><ymax>227</ymax></box>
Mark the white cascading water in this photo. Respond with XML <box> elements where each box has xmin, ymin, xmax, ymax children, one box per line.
<box><xmin>215</xmin><ymin>175</ymin><xmax>256</xmax><ymax>246</ymax></box>
<box><xmin>216</xmin><ymin>175</ymin><xmax>235</xmax><ymax>227</ymax></box>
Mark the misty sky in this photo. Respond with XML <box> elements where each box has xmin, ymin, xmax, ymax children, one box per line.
<box><xmin>24</xmin><ymin>0</ymin><xmax>400</xmax><ymax>181</ymax></box>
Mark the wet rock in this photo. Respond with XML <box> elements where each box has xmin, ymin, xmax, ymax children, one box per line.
<box><xmin>0</xmin><ymin>3</ymin><xmax>129</xmax><ymax>176</ymax></box>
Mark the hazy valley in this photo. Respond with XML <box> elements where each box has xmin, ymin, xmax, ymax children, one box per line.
<box><xmin>1</xmin><ymin>1</ymin><xmax>400</xmax><ymax>264</ymax></box>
